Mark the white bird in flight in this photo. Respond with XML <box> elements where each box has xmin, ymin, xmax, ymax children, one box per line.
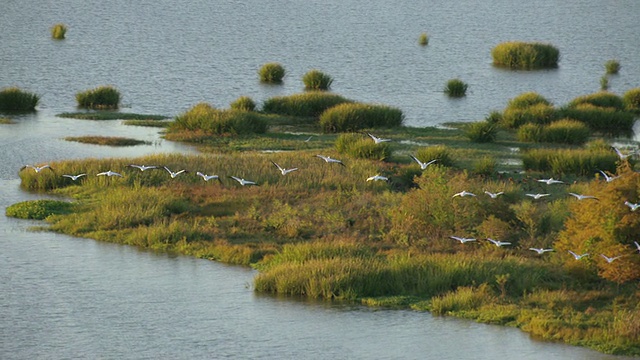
<box><xmin>624</xmin><ymin>201</ymin><xmax>640</xmax><ymax>211</ymax></box>
<box><xmin>568</xmin><ymin>193</ymin><xmax>598</xmax><ymax>201</ymax></box>
<box><xmin>634</xmin><ymin>241</ymin><xmax>640</xmax><ymax>253</ymax></box>
<box><xmin>529</xmin><ymin>248</ymin><xmax>554</xmax><ymax>254</ymax></box>
<box><xmin>196</xmin><ymin>172</ymin><xmax>221</xmax><ymax>183</ymax></box>
<box><xmin>409</xmin><ymin>155</ymin><xmax>437</xmax><ymax>170</ymax></box>
<box><xmin>271</xmin><ymin>161</ymin><xmax>298</xmax><ymax>175</ymax></box>
<box><xmin>484</xmin><ymin>191</ymin><xmax>504</xmax><ymax>199</ymax></box>
<box><xmin>97</xmin><ymin>170</ymin><xmax>123</xmax><ymax>177</ymax></box>
<box><xmin>367</xmin><ymin>133</ymin><xmax>391</xmax><ymax>144</ymax></box>
<box><xmin>450</xmin><ymin>236</ymin><xmax>476</xmax><ymax>244</ymax></box>
<box><xmin>487</xmin><ymin>238</ymin><xmax>511</xmax><ymax>247</ymax></box>
<box><xmin>229</xmin><ymin>176</ymin><xmax>257</xmax><ymax>186</ymax></box>
<box><xmin>366</xmin><ymin>175</ymin><xmax>389</xmax><ymax>182</ymax></box>
<box><xmin>598</xmin><ymin>170</ymin><xmax>620</xmax><ymax>182</ymax></box>
<box><xmin>163</xmin><ymin>166</ymin><xmax>187</xmax><ymax>178</ymax></box>
<box><xmin>452</xmin><ymin>190</ymin><xmax>476</xmax><ymax>198</ymax></box>
<box><xmin>127</xmin><ymin>164</ymin><xmax>159</xmax><ymax>171</ymax></box>
<box><xmin>316</xmin><ymin>155</ymin><xmax>346</xmax><ymax>166</ymax></box>
<box><xmin>62</xmin><ymin>173</ymin><xmax>86</xmax><ymax>181</ymax></box>
<box><xmin>525</xmin><ymin>193</ymin><xmax>550</xmax><ymax>200</ymax></box>
<box><xmin>21</xmin><ymin>164</ymin><xmax>53</xmax><ymax>173</ymax></box>
<box><xmin>600</xmin><ymin>254</ymin><xmax>622</xmax><ymax>263</ymax></box>
<box><xmin>568</xmin><ymin>250</ymin><xmax>589</xmax><ymax>260</ymax></box>
<box><xmin>537</xmin><ymin>178</ymin><xmax>565</xmax><ymax>185</ymax></box>
<box><xmin>613</xmin><ymin>146</ymin><xmax>636</xmax><ymax>160</ymax></box>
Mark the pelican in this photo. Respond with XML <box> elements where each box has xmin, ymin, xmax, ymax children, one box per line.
<box><xmin>316</xmin><ymin>155</ymin><xmax>345</xmax><ymax>167</ymax></box>
<box><xmin>62</xmin><ymin>173</ymin><xmax>86</xmax><ymax>181</ymax></box>
<box><xmin>409</xmin><ymin>155</ymin><xmax>437</xmax><ymax>170</ymax></box>
<box><xmin>529</xmin><ymin>248</ymin><xmax>554</xmax><ymax>254</ymax></box>
<box><xmin>271</xmin><ymin>161</ymin><xmax>298</xmax><ymax>175</ymax></box>
<box><xmin>568</xmin><ymin>193</ymin><xmax>598</xmax><ymax>201</ymax></box>
<box><xmin>450</xmin><ymin>236</ymin><xmax>476</xmax><ymax>244</ymax></box>
<box><xmin>163</xmin><ymin>166</ymin><xmax>187</xmax><ymax>178</ymax></box>
<box><xmin>525</xmin><ymin>193</ymin><xmax>550</xmax><ymax>200</ymax></box>
<box><xmin>600</xmin><ymin>254</ymin><xmax>622</xmax><ymax>263</ymax></box>
<box><xmin>487</xmin><ymin>238</ymin><xmax>511</xmax><ymax>247</ymax></box>
<box><xmin>452</xmin><ymin>190</ymin><xmax>476</xmax><ymax>198</ymax></box>
<box><xmin>568</xmin><ymin>250</ymin><xmax>589</xmax><ymax>260</ymax></box>
<box><xmin>624</xmin><ymin>201</ymin><xmax>640</xmax><ymax>211</ymax></box>
<box><xmin>634</xmin><ymin>241</ymin><xmax>640</xmax><ymax>253</ymax></box>
<box><xmin>367</xmin><ymin>133</ymin><xmax>391</xmax><ymax>144</ymax></box>
<box><xmin>21</xmin><ymin>164</ymin><xmax>53</xmax><ymax>173</ymax></box>
<box><xmin>366</xmin><ymin>175</ymin><xmax>389</xmax><ymax>182</ymax></box>
<box><xmin>97</xmin><ymin>170</ymin><xmax>123</xmax><ymax>177</ymax></box>
<box><xmin>304</xmin><ymin>136</ymin><xmax>314</xmax><ymax>142</ymax></box>
<box><xmin>537</xmin><ymin>178</ymin><xmax>565</xmax><ymax>185</ymax></box>
<box><xmin>127</xmin><ymin>164</ymin><xmax>159</xmax><ymax>171</ymax></box>
<box><xmin>598</xmin><ymin>170</ymin><xmax>620</xmax><ymax>183</ymax></box>
<box><xmin>196</xmin><ymin>172</ymin><xmax>221</xmax><ymax>183</ymax></box>
<box><xmin>613</xmin><ymin>146</ymin><xmax>636</xmax><ymax>160</ymax></box>
<box><xmin>484</xmin><ymin>191</ymin><xmax>504</xmax><ymax>199</ymax></box>
<box><xmin>229</xmin><ymin>176</ymin><xmax>257</xmax><ymax>186</ymax></box>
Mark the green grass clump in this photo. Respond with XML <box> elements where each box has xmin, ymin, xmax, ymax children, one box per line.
<box><xmin>444</xmin><ymin>78</ymin><xmax>468</xmax><ymax>97</ymax></box>
<box><xmin>464</xmin><ymin>121</ymin><xmax>497</xmax><ymax>143</ymax></box>
<box><xmin>600</xmin><ymin>75</ymin><xmax>610</xmax><ymax>91</ymax></box>
<box><xmin>558</xmin><ymin>104</ymin><xmax>635</xmax><ymax>137</ymax></box>
<box><xmin>429</xmin><ymin>284</ymin><xmax>495</xmax><ymax>315</ymax></box>
<box><xmin>75</xmin><ymin>86</ymin><xmax>121</xmax><ymax>109</ymax></box>
<box><xmin>51</xmin><ymin>23</ymin><xmax>67</xmax><ymax>40</ymax></box>
<box><xmin>418</xmin><ymin>32</ymin><xmax>429</xmax><ymax>46</ymax></box>
<box><xmin>491</xmin><ymin>41</ymin><xmax>560</xmax><ymax>69</ymax></box>
<box><xmin>517</xmin><ymin>119</ymin><xmax>591</xmax><ymax>145</ymax></box>
<box><xmin>415</xmin><ymin>145</ymin><xmax>454</xmax><ymax>167</ymax></box>
<box><xmin>230</xmin><ymin>96</ymin><xmax>256</xmax><ymax>111</ymax></box>
<box><xmin>622</xmin><ymin>88</ymin><xmax>640</xmax><ymax>113</ymax></box>
<box><xmin>507</xmin><ymin>92</ymin><xmax>551</xmax><ymax>110</ymax></box>
<box><xmin>302</xmin><ymin>69</ymin><xmax>333</xmax><ymax>91</ymax></box>
<box><xmin>6</xmin><ymin>200</ymin><xmax>73</xmax><ymax>220</ymax></box>
<box><xmin>262</xmin><ymin>92</ymin><xmax>353</xmax><ymax>118</ymax></box>
<box><xmin>259</xmin><ymin>62</ymin><xmax>285</xmax><ymax>83</ymax></box>
<box><xmin>335</xmin><ymin>133</ymin><xmax>391</xmax><ymax>161</ymax></box>
<box><xmin>472</xmin><ymin>156</ymin><xmax>497</xmax><ymax>176</ymax></box>
<box><xmin>604</xmin><ymin>59</ymin><xmax>620</xmax><ymax>75</ymax></box>
<box><xmin>168</xmin><ymin>103</ymin><xmax>267</xmax><ymax>135</ymax></box>
<box><xmin>501</xmin><ymin>103</ymin><xmax>557</xmax><ymax>129</ymax></box>
<box><xmin>521</xmin><ymin>147</ymin><xmax>618</xmax><ymax>175</ymax></box>
<box><xmin>567</xmin><ymin>92</ymin><xmax>625</xmax><ymax>111</ymax></box>
<box><xmin>57</xmin><ymin>112</ymin><xmax>168</xmax><ymax>120</ymax></box>
<box><xmin>319</xmin><ymin>103</ymin><xmax>404</xmax><ymax>133</ymax></box>
<box><xmin>0</xmin><ymin>87</ymin><xmax>40</xmax><ymax>111</ymax></box>
<box><xmin>0</xmin><ymin>117</ymin><xmax>15</xmax><ymax>124</ymax></box>
<box><xmin>122</xmin><ymin>120</ymin><xmax>170</xmax><ymax>128</ymax></box>
<box><xmin>65</xmin><ymin>136</ymin><xmax>150</xmax><ymax>146</ymax></box>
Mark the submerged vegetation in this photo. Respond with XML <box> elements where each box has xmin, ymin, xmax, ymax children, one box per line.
<box><xmin>0</xmin><ymin>87</ymin><xmax>40</xmax><ymax>111</ymax></box>
<box><xmin>491</xmin><ymin>41</ymin><xmax>560</xmax><ymax>70</ymax></box>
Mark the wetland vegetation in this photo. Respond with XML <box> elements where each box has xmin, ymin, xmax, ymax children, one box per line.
<box><xmin>64</xmin><ymin>136</ymin><xmax>151</xmax><ymax>146</ymax></box>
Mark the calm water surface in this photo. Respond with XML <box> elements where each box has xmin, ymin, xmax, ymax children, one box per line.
<box><xmin>2</xmin><ymin>0</ymin><xmax>640</xmax><ymax>358</ymax></box>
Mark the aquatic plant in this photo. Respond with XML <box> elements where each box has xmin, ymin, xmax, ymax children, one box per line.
<box><xmin>600</xmin><ymin>75</ymin><xmax>609</xmax><ymax>91</ymax></box>
<box><xmin>57</xmin><ymin>112</ymin><xmax>168</xmax><ymax>120</ymax></box>
<box><xmin>521</xmin><ymin>147</ymin><xmax>618</xmax><ymax>176</ymax></box>
<box><xmin>262</xmin><ymin>92</ymin><xmax>353</xmax><ymax>117</ymax></box>
<box><xmin>558</xmin><ymin>104</ymin><xmax>635</xmax><ymax>137</ymax></box>
<box><xmin>6</xmin><ymin>200</ymin><xmax>73</xmax><ymax>220</ymax></box>
<box><xmin>50</xmin><ymin>23</ymin><xmax>67</xmax><ymax>40</ymax></box>
<box><xmin>0</xmin><ymin>87</ymin><xmax>40</xmax><ymax>111</ymax></box>
<box><xmin>302</xmin><ymin>69</ymin><xmax>333</xmax><ymax>91</ymax></box>
<box><xmin>168</xmin><ymin>102</ymin><xmax>267</xmax><ymax>135</ymax></box>
<box><xmin>335</xmin><ymin>133</ymin><xmax>391</xmax><ymax>160</ymax></box>
<box><xmin>517</xmin><ymin>119</ymin><xmax>591</xmax><ymax>145</ymax></box>
<box><xmin>319</xmin><ymin>103</ymin><xmax>404</xmax><ymax>132</ymax></box>
<box><xmin>230</xmin><ymin>96</ymin><xmax>256</xmax><ymax>112</ymax></box>
<box><xmin>622</xmin><ymin>88</ymin><xmax>640</xmax><ymax>113</ymax></box>
<box><xmin>64</xmin><ymin>136</ymin><xmax>150</xmax><ymax>146</ymax></box>
<box><xmin>464</xmin><ymin>121</ymin><xmax>496</xmax><ymax>143</ymax></box>
<box><xmin>443</xmin><ymin>78</ymin><xmax>468</xmax><ymax>97</ymax></box>
<box><xmin>506</xmin><ymin>92</ymin><xmax>552</xmax><ymax>110</ymax></box>
<box><xmin>258</xmin><ymin>62</ymin><xmax>285</xmax><ymax>83</ymax></box>
<box><xmin>567</xmin><ymin>91</ymin><xmax>625</xmax><ymax>111</ymax></box>
<box><xmin>604</xmin><ymin>59</ymin><xmax>620</xmax><ymax>75</ymax></box>
<box><xmin>491</xmin><ymin>41</ymin><xmax>559</xmax><ymax>69</ymax></box>
<box><xmin>75</xmin><ymin>85</ymin><xmax>121</xmax><ymax>109</ymax></box>
<box><xmin>418</xmin><ymin>32</ymin><xmax>429</xmax><ymax>46</ymax></box>
<box><xmin>0</xmin><ymin>117</ymin><xmax>15</xmax><ymax>124</ymax></box>
<box><xmin>501</xmin><ymin>103</ymin><xmax>557</xmax><ymax>129</ymax></box>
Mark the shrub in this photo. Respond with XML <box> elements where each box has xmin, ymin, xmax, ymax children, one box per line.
<box><xmin>262</xmin><ymin>92</ymin><xmax>353</xmax><ymax>117</ymax></box>
<box><xmin>465</xmin><ymin>121</ymin><xmax>497</xmax><ymax>143</ymax></box>
<box><xmin>444</xmin><ymin>78</ymin><xmax>468</xmax><ymax>97</ymax></box>
<box><xmin>302</xmin><ymin>69</ymin><xmax>333</xmax><ymax>91</ymax></box>
<box><xmin>0</xmin><ymin>87</ymin><xmax>40</xmax><ymax>111</ymax></box>
<box><xmin>418</xmin><ymin>32</ymin><xmax>429</xmax><ymax>46</ymax></box>
<box><xmin>335</xmin><ymin>133</ymin><xmax>391</xmax><ymax>160</ymax></box>
<box><xmin>319</xmin><ymin>103</ymin><xmax>404</xmax><ymax>132</ymax></box>
<box><xmin>51</xmin><ymin>23</ymin><xmax>67</xmax><ymax>40</ymax></box>
<box><xmin>415</xmin><ymin>145</ymin><xmax>454</xmax><ymax>167</ymax></box>
<box><xmin>230</xmin><ymin>96</ymin><xmax>256</xmax><ymax>111</ymax></box>
<box><xmin>506</xmin><ymin>92</ymin><xmax>551</xmax><ymax>110</ymax></box>
<box><xmin>169</xmin><ymin>102</ymin><xmax>267</xmax><ymax>135</ymax></box>
<box><xmin>76</xmin><ymin>85</ymin><xmax>120</xmax><ymax>109</ymax></box>
<box><xmin>623</xmin><ymin>88</ymin><xmax>640</xmax><ymax>113</ymax></box>
<box><xmin>258</xmin><ymin>62</ymin><xmax>285</xmax><ymax>83</ymax></box>
<box><xmin>6</xmin><ymin>200</ymin><xmax>73</xmax><ymax>220</ymax></box>
<box><xmin>604</xmin><ymin>59</ymin><xmax>620</xmax><ymax>75</ymax></box>
<box><xmin>501</xmin><ymin>103</ymin><xmax>557</xmax><ymax>129</ymax></box>
<box><xmin>491</xmin><ymin>41</ymin><xmax>560</xmax><ymax>69</ymax></box>
<box><xmin>567</xmin><ymin>92</ymin><xmax>625</xmax><ymax>111</ymax></box>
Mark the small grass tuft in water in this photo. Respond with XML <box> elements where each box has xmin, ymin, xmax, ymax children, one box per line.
<box><xmin>0</xmin><ymin>117</ymin><xmax>16</xmax><ymax>124</ymax></box>
<box><xmin>230</xmin><ymin>96</ymin><xmax>256</xmax><ymax>112</ymax></box>
<box><xmin>444</xmin><ymin>78</ymin><xmax>468</xmax><ymax>97</ymax></box>
<box><xmin>75</xmin><ymin>85</ymin><xmax>121</xmax><ymax>109</ymax></box>
<box><xmin>302</xmin><ymin>69</ymin><xmax>333</xmax><ymax>91</ymax></box>
<box><xmin>64</xmin><ymin>136</ymin><xmax>150</xmax><ymax>146</ymax></box>
<box><xmin>418</xmin><ymin>32</ymin><xmax>429</xmax><ymax>46</ymax></box>
<box><xmin>604</xmin><ymin>59</ymin><xmax>620</xmax><ymax>75</ymax></box>
<box><xmin>259</xmin><ymin>62</ymin><xmax>285</xmax><ymax>83</ymax></box>
<box><xmin>491</xmin><ymin>41</ymin><xmax>559</xmax><ymax>69</ymax></box>
<box><xmin>50</xmin><ymin>23</ymin><xmax>67</xmax><ymax>40</ymax></box>
<box><xmin>0</xmin><ymin>87</ymin><xmax>40</xmax><ymax>111</ymax></box>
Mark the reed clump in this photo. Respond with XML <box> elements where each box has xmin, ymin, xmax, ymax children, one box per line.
<box><xmin>319</xmin><ymin>103</ymin><xmax>404</xmax><ymax>132</ymax></box>
<box><xmin>58</xmin><ymin>112</ymin><xmax>168</xmax><ymax>120</ymax></box>
<box><xmin>491</xmin><ymin>41</ymin><xmax>560</xmax><ymax>69</ymax></box>
<box><xmin>262</xmin><ymin>92</ymin><xmax>353</xmax><ymax>117</ymax></box>
<box><xmin>6</xmin><ymin>200</ymin><xmax>73</xmax><ymax>220</ymax></box>
<box><xmin>75</xmin><ymin>85</ymin><xmax>121</xmax><ymax>109</ymax></box>
<box><xmin>64</xmin><ymin>136</ymin><xmax>150</xmax><ymax>146</ymax></box>
<box><xmin>415</xmin><ymin>145</ymin><xmax>454</xmax><ymax>168</ymax></box>
<box><xmin>259</xmin><ymin>62</ymin><xmax>285</xmax><ymax>83</ymax></box>
<box><xmin>464</xmin><ymin>121</ymin><xmax>497</xmax><ymax>143</ymax></box>
<box><xmin>558</xmin><ymin>105</ymin><xmax>635</xmax><ymax>137</ymax></box>
<box><xmin>604</xmin><ymin>59</ymin><xmax>620</xmax><ymax>75</ymax></box>
<box><xmin>335</xmin><ymin>133</ymin><xmax>391</xmax><ymax>161</ymax></box>
<box><xmin>418</xmin><ymin>32</ymin><xmax>429</xmax><ymax>46</ymax></box>
<box><xmin>302</xmin><ymin>69</ymin><xmax>333</xmax><ymax>91</ymax></box>
<box><xmin>0</xmin><ymin>117</ymin><xmax>15</xmax><ymax>124</ymax></box>
<box><xmin>168</xmin><ymin>102</ymin><xmax>267</xmax><ymax>135</ymax></box>
<box><xmin>501</xmin><ymin>103</ymin><xmax>557</xmax><ymax>129</ymax></box>
<box><xmin>517</xmin><ymin>119</ymin><xmax>591</xmax><ymax>145</ymax></box>
<box><xmin>230</xmin><ymin>96</ymin><xmax>256</xmax><ymax>112</ymax></box>
<box><xmin>507</xmin><ymin>92</ymin><xmax>552</xmax><ymax>110</ymax></box>
<box><xmin>50</xmin><ymin>23</ymin><xmax>67</xmax><ymax>40</ymax></box>
<box><xmin>567</xmin><ymin>92</ymin><xmax>625</xmax><ymax>111</ymax></box>
<box><xmin>521</xmin><ymin>147</ymin><xmax>618</xmax><ymax>176</ymax></box>
<box><xmin>0</xmin><ymin>87</ymin><xmax>40</xmax><ymax>111</ymax></box>
<box><xmin>622</xmin><ymin>88</ymin><xmax>640</xmax><ymax>113</ymax></box>
<box><xmin>444</xmin><ymin>78</ymin><xmax>468</xmax><ymax>97</ymax></box>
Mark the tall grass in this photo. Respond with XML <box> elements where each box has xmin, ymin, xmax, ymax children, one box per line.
<box><xmin>262</xmin><ymin>92</ymin><xmax>353</xmax><ymax>117</ymax></box>
<box><xmin>567</xmin><ymin>92</ymin><xmax>625</xmax><ymax>111</ymax></box>
<box><xmin>521</xmin><ymin>147</ymin><xmax>618</xmax><ymax>176</ymax></box>
<box><xmin>464</xmin><ymin>121</ymin><xmax>497</xmax><ymax>143</ymax></box>
<box><xmin>506</xmin><ymin>92</ymin><xmax>552</xmax><ymax>110</ymax></box>
<box><xmin>444</xmin><ymin>78</ymin><xmax>468</xmax><ymax>97</ymax></box>
<box><xmin>230</xmin><ymin>96</ymin><xmax>256</xmax><ymax>111</ymax></box>
<box><xmin>418</xmin><ymin>32</ymin><xmax>429</xmax><ymax>46</ymax></box>
<box><xmin>319</xmin><ymin>103</ymin><xmax>404</xmax><ymax>132</ymax></box>
<box><xmin>50</xmin><ymin>23</ymin><xmax>67</xmax><ymax>40</ymax></box>
<box><xmin>168</xmin><ymin>102</ymin><xmax>267</xmax><ymax>135</ymax></box>
<box><xmin>335</xmin><ymin>133</ymin><xmax>392</xmax><ymax>160</ymax></box>
<box><xmin>6</xmin><ymin>200</ymin><xmax>73</xmax><ymax>220</ymax></box>
<box><xmin>622</xmin><ymin>88</ymin><xmax>640</xmax><ymax>113</ymax></box>
<box><xmin>302</xmin><ymin>69</ymin><xmax>333</xmax><ymax>91</ymax></box>
<box><xmin>501</xmin><ymin>103</ymin><xmax>557</xmax><ymax>129</ymax></box>
<box><xmin>491</xmin><ymin>41</ymin><xmax>560</xmax><ymax>69</ymax></box>
<box><xmin>259</xmin><ymin>62</ymin><xmax>285</xmax><ymax>83</ymax></box>
<box><xmin>557</xmin><ymin>104</ymin><xmax>635</xmax><ymax>137</ymax></box>
<box><xmin>75</xmin><ymin>85</ymin><xmax>120</xmax><ymax>109</ymax></box>
<box><xmin>517</xmin><ymin>119</ymin><xmax>591</xmax><ymax>145</ymax></box>
<box><xmin>0</xmin><ymin>87</ymin><xmax>40</xmax><ymax>111</ymax></box>
<box><xmin>604</xmin><ymin>59</ymin><xmax>620</xmax><ymax>75</ymax></box>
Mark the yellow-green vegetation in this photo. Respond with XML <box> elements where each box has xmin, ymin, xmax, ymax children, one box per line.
<box><xmin>50</xmin><ymin>23</ymin><xmax>67</xmax><ymax>40</ymax></box>
<box><xmin>75</xmin><ymin>85</ymin><xmax>121</xmax><ymax>109</ymax></box>
<box><xmin>0</xmin><ymin>87</ymin><xmax>40</xmax><ymax>111</ymax></box>
<box><xmin>491</xmin><ymin>41</ymin><xmax>560</xmax><ymax>70</ymax></box>
<box><xmin>58</xmin><ymin>112</ymin><xmax>168</xmax><ymax>120</ymax></box>
<box><xmin>302</xmin><ymin>69</ymin><xmax>333</xmax><ymax>91</ymax></box>
<box><xmin>319</xmin><ymin>103</ymin><xmax>404</xmax><ymax>132</ymax></box>
<box><xmin>418</xmin><ymin>32</ymin><xmax>429</xmax><ymax>46</ymax></box>
<box><xmin>6</xmin><ymin>199</ymin><xmax>73</xmax><ymax>220</ymax></box>
<box><xmin>259</xmin><ymin>62</ymin><xmax>285</xmax><ymax>83</ymax></box>
<box><xmin>517</xmin><ymin>119</ymin><xmax>591</xmax><ymax>145</ymax></box>
<box><xmin>623</xmin><ymin>88</ymin><xmax>640</xmax><ymax>113</ymax></box>
<box><xmin>262</xmin><ymin>92</ymin><xmax>353</xmax><ymax>117</ymax></box>
<box><xmin>605</xmin><ymin>59</ymin><xmax>620</xmax><ymax>75</ymax></box>
<box><xmin>444</xmin><ymin>78</ymin><xmax>468</xmax><ymax>97</ymax></box>
<box><xmin>13</xmin><ymin>89</ymin><xmax>640</xmax><ymax>355</ymax></box>
<box><xmin>464</xmin><ymin>121</ymin><xmax>497</xmax><ymax>143</ymax></box>
<box><xmin>64</xmin><ymin>136</ymin><xmax>150</xmax><ymax>146</ymax></box>
<box><xmin>0</xmin><ymin>117</ymin><xmax>16</xmax><ymax>124</ymax></box>
<box><xmin>122</xmin><ymin>120</ymin><xmax>171</xmax><ymax>128</ymax></box>
<box><xmin>600</xmin><ymin>75</ymin><xmax>610</xmax><ymax>91</ymax></box>
<box><xmin>230</xmin><ymin>96</ymin><xmax>256</xmax><ymax>112</ymax></box>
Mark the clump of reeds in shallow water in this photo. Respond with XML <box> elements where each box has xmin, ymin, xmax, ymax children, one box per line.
<box><xmin>64</xmin><ymin>136</ymin><xmax>150</xmax><ymax>146</ymax></box>
<box><xmin>418</xmin><ymin>32</ymin><xmax>429</xmax><ymax>46</ymax></box>
<box><xmin>319</xmin><ymin>103</ymin><xmax>404</xmax><ymax>132</ymax></box>
<box><xmin>75</xmin><ymin>85</ymin><xmax>121</xmax><ymax>109</ymax></box>
<box><xmin>604</xmin><ymin>59</ymin><xmax>620</xmax><ymax>75</ymax></box>
<box><xmin>491</xmin><ymin>41</ymin><xmax>559</xmax><ymax>69</ymax></box>
<box><xmin>262</xmin><ymin>92</ymin><xmax>353</xmax><ymax>117</ymax></box>
<box><xmin>302</xmin><ymin>69</ymin><xmax>333</xmax><ymax>91</ymax></box>
<box><xmin>230</xmin><ymin>96</ymin><xmax>256</xmax><ymax>111</ymax></box>
<box><xmin>443</xmin><ymin>78</ymin><xmax>468</xmax><ymax>97</ymax></box>
<box><xmin>259</xmin><ymin>62</ymin><xmax>285</xmax><ymax>83</ymax></box>
<box><xmin>0</xmin><ymin>87</ymin><xmax>40</xmax><ymax>111</ymax></box>
<box><xmin>50</xmin><ymin>23</ymin><xmax>67</xmax><ymax>40</ymax></box>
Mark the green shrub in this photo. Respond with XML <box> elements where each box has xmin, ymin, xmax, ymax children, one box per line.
<box><xmin>319</xmin><ymin>103</ymin><xmax>404</xmax><ymax>132</ymax></box>
<box><xmin>76</xmin><ymin>85</ymin><xmax>120</xmax><ymax>109</ymax></box>
<box><xmin>259</xmin><ymin>62</ymin><xmax>285</xmax><ymax>83</ymax></box>
<box><xmin>558</xmin><ymin>104</ymin><xmax>635</xmax><ymax>137</ymax></box>
<box><xmin>262</xmin><ymin>92</ymin><xmax>353</xmax><ymax>117</ymax></box>
<box><xmin>506</xmin><ymin>92</ymin><xmax>552</xmax><ymax>110</ymax></box>
<box><xmin>604</xmin><ymin>59</ymin><xmax>620</xmax><ymax>75</ymax></box>
<box><xmin>567</xmin><ymin>92</ymin><xmax>625</xmax><ymax>111</ymax></box>
<box><xmin>6</xmin><ymin>200</ymin><xmax>73</xmax><ymax>220</ymax></box>
<box><xmin>465</xmin><ymin>121</ymin><xmax>497</xmax><ymax>143</ymax></box>
<box><xmin>0</xmin><ymin>87</ymin><xmax>40</xmax><ymax>111</ymax></box>
<box><xmin>335</xmin><ymin>133</ymin><xmax>391</xmax><ymax>160</ymax></box>
<box><xmin>521</xmin><ymin>147</ymin><xmax>618</xmax><ymax>176</ymax></box>
<box><xmin>418</xmin><ymin>32</ymin><xmax>429</xmax><ymax>46</ymax></box>
<box><xmin>444</xmin><ymin>78</ymin><xmax>468</xmax><ymax>97</ymax></box>
<box><xmin>472</xmin><ymin>156</ymin><xmax>497</xmax><ymax>176</ymax></box>
<box><xmin>169</xmin><ymin>102</ymin><xmax>267</xmax><ymax>135</ymax></box>
<box><xmin>302</xmin><ymin>69</ymin><xmax>333</xmax><ymax>91</ymax></box>
<box><xmin>51</xmin><ymin>23</ymin><xmax>67</xmax><ymax>40</ymax></box>
<box><xmin>501</xmin><ymin>103</ymin><xmax>557</xmax><ymax>129</ymax></box>
<box><xmin>491</xmin><ymin>41</ymin><xmax>560</xmax><ymax>69</ymax></box>
<box><xmin>230</xmin><ymin>96</ymin><xmax>256</xmax><ymax>111</ymax></box>
<box><xmin>415</xmin><ymin>145</ymin><xmax>454</xmax><ymax>167</ymax></box>
<box><xmin>623</xmin><ymin>88</ymin><xmax>640</xmax><ymax>113</ymax></box>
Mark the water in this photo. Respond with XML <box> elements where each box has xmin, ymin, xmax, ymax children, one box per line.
<box><xmin>1</xmin><ymin>0</ymin><xmax>640</xmax><ymax>358</ymax></box>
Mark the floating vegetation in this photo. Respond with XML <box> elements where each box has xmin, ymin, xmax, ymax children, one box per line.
<box><xmin>418</xmin><ymin>32</ymin><xmax>429</xmax><ymax>46</ymax></box>
<box><xmin>604</xmin><ymin>59</ymin><xmax>620</xmax><ymax>75</ymax></box>
<box><xmin>444</xmin><ymin>78</ymin><xmax>468</xmax><ymax>97</ymax></box>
